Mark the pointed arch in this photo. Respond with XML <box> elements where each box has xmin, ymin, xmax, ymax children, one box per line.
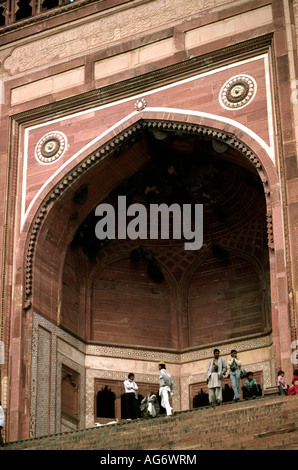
<box><xmin>22</xmin><ymin>109</ymin><xmax>279</xmax><ymax>305</ymax></box>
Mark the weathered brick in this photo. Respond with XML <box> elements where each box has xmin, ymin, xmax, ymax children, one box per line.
<box><xmin>3</xmin><ymin>395</ymin><xmax>298</xmax><ymax>450</ymax></box>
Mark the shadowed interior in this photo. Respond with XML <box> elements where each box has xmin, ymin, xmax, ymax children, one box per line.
<box><xmin>55</xmin><ymin>129</ymin><xmax>270</xmax><ymax>349</ymax></box>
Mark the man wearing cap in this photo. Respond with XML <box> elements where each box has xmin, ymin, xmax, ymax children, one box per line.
<box><xmin>158</xmin><ymin>362</ymin><xmax>174</xmax><ymax>417</ymax></box>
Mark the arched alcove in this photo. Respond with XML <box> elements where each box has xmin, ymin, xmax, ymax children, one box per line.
<box><xmin>26</xmin><ymin>114</ymin><xmax>277</xmax><ymax>328</ymax></box>
<box><xmin>187</xmin><ymin>252</ymin><xmax>267</xmax><ymax>348</ymax></box>
<box><xmin>91</xmin><ymin>257</ymin><xmax>172</xmax><ymax>348</ymax></box>
<box><xmin>52</xmin><ymin>118</ymin><xmax>272</xmax><ymax>351</ymax></box>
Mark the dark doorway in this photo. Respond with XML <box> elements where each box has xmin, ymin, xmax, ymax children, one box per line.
<box><xmin>96</xmin><ymin>386</ymin><xmax>116</xmax><ymax>419</ymax></box>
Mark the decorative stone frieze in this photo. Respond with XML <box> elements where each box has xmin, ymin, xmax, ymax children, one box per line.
<box><xmin>3</xmin><ymin>0</ymin><xmax>228</xmax><ymax>74</ymax></box>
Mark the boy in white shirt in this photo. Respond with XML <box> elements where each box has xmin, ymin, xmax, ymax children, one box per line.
<box><xmin>123</xmin><ymin>373</ymin><xmax>138</xmax><ymax>420</ymax></box>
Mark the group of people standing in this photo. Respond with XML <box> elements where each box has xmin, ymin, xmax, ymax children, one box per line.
<box><xmin>123</xmin><ymin>361</ymin><xmax>174</xmax><ymax>420</ymax></box>
<box><xmin>124</xmin><ymin>350</ymin><xmax>297</xmax><ymax>421</ymax></box>
<box><xmin>123</xmin><ymin>350</ymin><xmax>259</xmax><ymax>421</ymax></box>
<box><xmin>207</xmin><ymin>348</ymin><xmax>261</xmax><ymax>405</ymax></box>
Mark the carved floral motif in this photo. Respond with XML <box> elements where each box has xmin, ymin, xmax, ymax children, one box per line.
<box><xmin>219</xmin><ymin>75</ymin><xmax>256</xmax><ymax>109</ymax></box>
<box><xmin>134</xmin><ymin>98</ymin><xmax>147</xmax><ymax>112</ymax></box>
<box><xmin>35</xmin><ymin>132</ymin><xmax>67</xmax><ymax>164</ymax></box>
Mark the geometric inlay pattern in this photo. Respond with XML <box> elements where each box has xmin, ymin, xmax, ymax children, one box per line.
<box><xmin>35</xmin><ymin>131</ymin><xmax>67</xmax><ymax>164</ymax></box>
<box><xmin>219</xmin><ymin>75</ymin><xmax>257</xmax><ymax>109</ymax></box>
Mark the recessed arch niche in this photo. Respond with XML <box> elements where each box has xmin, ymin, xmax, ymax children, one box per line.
<box><xmin>90</xmin><ymin>257</ymin><xmax>172</xmax><ymax>347</ymax></box>
<box><xmin>55</xmin><ymin>120</ymin><xmax>271</xmax><ymax>351</ymax></box>
<box><xmin>187</xmin><ymin>251</ymin><xmax>268</xmax><ymax>348</ymax></box>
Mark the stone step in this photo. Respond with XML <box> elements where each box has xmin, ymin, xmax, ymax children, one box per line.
<box><xmin>2</xmin><ymin>395</ymin><xmax>298</xmax><ymax>451</ymax></box>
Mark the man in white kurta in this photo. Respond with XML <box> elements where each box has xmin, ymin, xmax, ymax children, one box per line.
<box><xmin>207</xmin><ymin>349</ymin><xmax>227</xmax><ymax>405</ymax></box>
<box><xmin>158</xmin><ymin>362</ymin><xmax>174</xmax><ymax>416</ymax></box>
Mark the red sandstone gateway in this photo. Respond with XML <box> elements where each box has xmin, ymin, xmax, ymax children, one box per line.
<box><xmin>0</xmin><ymin>0</ymin><xmax>297</xmax><ymax>447</ymax></box>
